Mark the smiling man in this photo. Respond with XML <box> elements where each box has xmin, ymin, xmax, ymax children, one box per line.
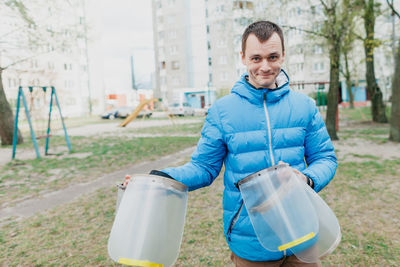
<box><xmin>151</xmin><ymin>21</ymin><xmax>337</xmax><ymax>266</ymax></box>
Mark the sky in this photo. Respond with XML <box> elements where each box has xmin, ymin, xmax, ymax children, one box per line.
<box><xmin>93</xmin><ymin>0</ymin><xmax>155</xmax><ymax>91</ymax></box>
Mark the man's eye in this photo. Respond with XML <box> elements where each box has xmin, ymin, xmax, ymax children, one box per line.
<box><xmin>252</xmin><ymin>57</ymin><xmax>260</xmax><ymax>62</ymax></box>
<box><xmin>269</xmin><ymin>56</ymin><xmax>278</xmax><ymax>61</ymax></box>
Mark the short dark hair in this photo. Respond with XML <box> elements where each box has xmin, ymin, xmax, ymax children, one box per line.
<box><xmin>241</xmin><ymin>21</ymin><xmax>285</xmax><ymax>55</ymax></box>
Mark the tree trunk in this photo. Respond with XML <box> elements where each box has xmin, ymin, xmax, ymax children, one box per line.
<box><xmin>364</xmin><ymin>0</ymin><xmax>388</xmax><ymax>123</ymax></box>
<box><xmin>364</xmin><ymin>44</ymin><xmax>388</xmax><ymax>122</ymax></box>
<box><xmin>326</xmin><ymin>44</ymin><xmax>340</xmax><ymax>140</ymax></box>
<box><xmin>0</xmin><ymin>69</ymin><xmax>24</xmax><ymax>146</ymax></box>
<box><xmin>389</xmin><ymin>39</ymin><xmax>400</xmax><ymax>142</ymax></box>
<box><xmin>344</xmin><ymin>51</ymin><xmax>354</xmax><ymax>109</ymax></box>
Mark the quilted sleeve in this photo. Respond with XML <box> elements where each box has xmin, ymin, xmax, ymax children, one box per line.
<box><xmin>162</xmin><ymin>104</ymin><xmax>227</xmax><ymax>191</ymax></box>
<box><xmin>302</xmin><ymin>101</ymin><xmax>337</xmax><ymax>192</ymax></box>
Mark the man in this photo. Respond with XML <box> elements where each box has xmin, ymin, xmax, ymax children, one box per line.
<box><xmin>151</xmin><ymin>21</ymin><xmax>337</xmax><ymax>266</ymax></box>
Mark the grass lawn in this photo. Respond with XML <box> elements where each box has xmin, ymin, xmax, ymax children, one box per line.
<box><xmin>0</xmin><ymin>122</ymin><xmax>202</xmax><ymax>207</ymax></box>
<box><xmin>1</xmin><ymin>107</ymin><xmax>400</xmax><ymax>266</ymax></box>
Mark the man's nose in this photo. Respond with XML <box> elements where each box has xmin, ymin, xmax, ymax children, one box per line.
<box><xmin>259</xmin><ymin>59</ymin><xmax>271</xmax><ymax>72</ymax></box>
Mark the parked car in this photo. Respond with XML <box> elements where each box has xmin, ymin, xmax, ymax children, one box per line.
<box><xmin>115</xmin><ymin>106</ymin><xmax>134</xmax><ymax>118</ymax></box>
<box><xmin>101</xmin><ymin>109</ymin><xmax>118</xmax><ymax>120</ymax></box>
<box><xmin>102</xmin><ymin>107</ymin><xmax>152</xmax><ymax>120</ymax></box>
<box><xmin>169</xmin><ymin>102</ymin><xmax>195</xmax><ymax>116</ymax></box>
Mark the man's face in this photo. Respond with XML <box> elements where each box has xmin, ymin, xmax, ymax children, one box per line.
<box><xmin>241</xmin><ymin>33</ymin><xmax>285</xmax><ymax>89</ymax></box>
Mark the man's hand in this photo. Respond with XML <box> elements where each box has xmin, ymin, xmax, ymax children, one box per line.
<box><xmin>278</xmin><ymin>161</ymin><xmax>314</xmax><ymax>188</ymax></box>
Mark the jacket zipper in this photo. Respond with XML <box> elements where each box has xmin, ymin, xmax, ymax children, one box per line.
<box><xmin>264</xmin><ymin>92</ymin><xmax>285</xmax><ymax>256</ymax></box>
<box><xmin>227</xmin><ymin>201</ymin><xmax>244</xmax><ymax>241</ymax></box>
<box><xmin>263</xmin><ymin>93</ymin><xmax>275</xmax><ymax>166</ymax></box>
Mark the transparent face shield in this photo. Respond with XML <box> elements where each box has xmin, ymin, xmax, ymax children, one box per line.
<box><xmin>238</xmin><ymin>164</ymin><xmax>340</xmax><ymax>263</ymax></box>
<box><xmin>293</xmin><ymin>183</ymin><xmax>341</xmax><ymax>263</ymax></box>
<box><xmin>238</xmin><ymin>164</ymin><xmax>319</xmax><ymax>254</ymax></box>
<box><xmin>108</xmin><ymin>175</ymin><xmax>188</xmax><ymax>267</ymax></box>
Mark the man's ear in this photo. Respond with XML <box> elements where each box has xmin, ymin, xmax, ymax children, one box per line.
<box><xmin>240</xmin><ymin>51</ymin><xmax>246</xmax><ymax>65</ymax></box>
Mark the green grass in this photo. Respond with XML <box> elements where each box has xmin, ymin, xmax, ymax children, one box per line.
<box><xmin>0</xmin><ymin>134</ymin><xmax>199</xmax><ymax>207</ymax></box>
<box><xmin>133</xmin><ymin>122</ymin><xmax>204</xmax><ymax>135</ymax></box>
<box><xmin>2</xmin><ymin>108</ymin><xmax>400</xmax><ymax>265</ymax></box>
<box><xmin>319</xmin><ymin>160</ymin><xmax>400</xmax><ymax>266</ymax></box>
<box><xmin>339</xmin><ymin>106</ymin><xmax>391</xmax><ymax>122</ymax></box>
<box><xmin>338</xmin><ymin>123</ymin><xmax>389</xmax><ymax>143</ymax></box>
<box><xmin>1</xmin><ymin>157</ymin><xmax>399</xmax><ymax>266</ymax></box>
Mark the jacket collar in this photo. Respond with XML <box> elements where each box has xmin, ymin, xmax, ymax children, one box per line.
<box><xmin>231</xmin><ymin>69</ymin><xmax>290</xmax><ymax>105</ymax></box>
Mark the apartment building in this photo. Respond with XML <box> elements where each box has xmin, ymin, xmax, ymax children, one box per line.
<box><xmin>0</xmin><ymin>0</ymin><xmax>103</xmax><ymax>118</ymax></box>
<box><xmin>152</xmin><ymin>0</ymin><xmax>399</xmax><ymax>104</ymax></box>
<box><xmin>152</xmin><ymin>0</ymin><xmax>209</xmax><ymax>105</ymax></box>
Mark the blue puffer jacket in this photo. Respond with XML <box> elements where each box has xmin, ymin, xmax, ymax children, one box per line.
<box><xmin>163</xmin><ymin>70</ymin><xmax>337</xmax><ymax>261</ymax></box>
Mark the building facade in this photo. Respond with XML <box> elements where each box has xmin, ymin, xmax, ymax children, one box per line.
<box><xmin>152</xmin><ymin>0</ymin><xmax>399</xmax><ymax>105</ymax></box>
<box><xmin>0</xmin><ymin>0</ymin><xmax>106</xmax><ymax>118</ymax></box>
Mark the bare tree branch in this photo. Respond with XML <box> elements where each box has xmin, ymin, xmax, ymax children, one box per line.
<box><xmin>320</xmin><ymin>0</ymin><xmax>329</xmax><ymax>11</ymax></box>
<box><xmin>281</xmin><ymin>25</ymin><xmax>329</xmax><ymax>38</ymax></box>
<box><xmin>386</xmin><ymin>0</ymin><xmax>400</xmax><ymax>19</ymax></box>
<box><xmin>3</xmin><ymin>50</ymin><xmax>53</xmax><ymax>70</ymax></box>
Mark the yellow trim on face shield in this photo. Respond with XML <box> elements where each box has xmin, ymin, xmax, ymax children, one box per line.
<box><xmin>118</xmin><ymin>258</ymin><xmax>163</xmax><ymax>267</ymax></box>
<box><xmin>278</xmin><ymin>232</ymin><xmax>315</xmax><ymax>251</ymax></box>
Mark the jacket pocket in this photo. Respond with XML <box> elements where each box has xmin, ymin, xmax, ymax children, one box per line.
<box><xmin>227</xmin><ymin>201</ymin><xmax>244</xmax><ymax>241</ymax></box>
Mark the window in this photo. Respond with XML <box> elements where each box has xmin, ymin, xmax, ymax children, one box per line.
<box><xmin>167</xmin><ymin>15</ymin><xmax>176</xmax><ymax>24</ymax></box>
<box><xmin>158</xmin><ymin>31</ymin><xmax>164</xmax><ymax>40</ymax></box>
<box><xmin>168</xmin><ymin>31</ymin><xmax>176</xmax><ymax>40</ymax></box>
<box><xmin>313</xmin><ymin>45</ymin><xmax>323</xmax><ymax>54</ymax></box>
<box><xmin>216</xmin><ymin>5</ymin><xmax>225</xmax><ymax>13</ymax></box>
<box><xmin>217</xmin><ymin>40</ymin><xmax>226</xmax><ymax>48</ymax></box>
<box><xmin>313</xmin><ymin>62</ymin><xmax>325</xmax><ymax>72</ymax></box>
<box><xmin>220</xmin><ymin>72</ymin><xmax>228</xmax><ymax>81</ymax></box>
<box><xmin>171</xmin><ymin>61</ymin><xmax>180</xmax><ymax>69</ymax></box>
<box><xmin>219</xmin><ymin>56</ymin><xmax>227</xmax><ymax>65</ymax></box>
<box><xmin>169</xmin><ymin>45</ymin><xmax>178</xmax><ymax>55</ymax></box>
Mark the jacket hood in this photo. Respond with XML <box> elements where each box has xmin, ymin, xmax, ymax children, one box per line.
<box><xmin>231</xmin><ymin>69</ymin><xmax>290</xmax><ymax>105</ymax></box>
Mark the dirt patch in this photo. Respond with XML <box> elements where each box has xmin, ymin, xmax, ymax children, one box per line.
<box><xmin>334</xmin><ymin>138</ymin><xmax>400</xmax><ymax>162</ymax></box>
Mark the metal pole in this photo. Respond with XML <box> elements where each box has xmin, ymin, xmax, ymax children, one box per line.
<box><xmin>82</xmin><ymin>0</ymin><xmax>92</xmax><ymax>114</ymax></box>
<box><xmin>45</xmin><ymin>86</ymin><xmax>54</xmax><ymax>155</ymax></box>
<box><xmin>21</xmin><ymin>87</ymin><xmax>41</xmax><ymax>159</ymax></box>
<box><xmin>52</xmin><ymin>87</ymin><xmax>72</xmax><ymax>152</ymax></box>
<box><xmin>12</xmin><ymin>87</ymin><xmax>22</xmax><ymax>159</ymax></box>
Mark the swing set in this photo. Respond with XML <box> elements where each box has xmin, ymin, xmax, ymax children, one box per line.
<box><xmin>12</xmin><ymin>86</ymin><xmax>72</xmax><ymax>159</ymax></box>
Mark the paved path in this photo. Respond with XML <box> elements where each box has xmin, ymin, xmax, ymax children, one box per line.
<box><xmin>61</xmin><ymin>117</ymin><xmax>202</xmax><ymax>137</ymax></box>
<box><xmin>0</xmin><ymin>146</ymin><xmax>195</xmax><ymax>226</ymax></box>
<box><xmin>0</xmin><ymin>117</ymin><xmax>202</xmax><ymax>166</ymax></box>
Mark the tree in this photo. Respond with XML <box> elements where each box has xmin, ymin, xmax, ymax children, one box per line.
<box><xmin>340</xmin><ymin>5</ymin><xmax>360</xmax><ymax>109</ymax></box>
<box><xmin>283</xmin><ymin>0</ymin><xmax>359</xmax><ymax>140</ymax></box>
<box><xmin>386</xmin><ymin>0</ymin><xmax>400</xmax><ymax>142</ymax></box>
<box><xmin>360</xmin><ymin>0</ymin><xmax>388</xmax><ymax>122</ymax></box>
<box><xmin>320</xmin><ymin>0</ymin><xmax>358</xmax><ymax>140</ymax></box>
<box><xmin>0</xmin><ymin>0</ymin><xmax>84</xmax><ymax>146</ymax></box>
